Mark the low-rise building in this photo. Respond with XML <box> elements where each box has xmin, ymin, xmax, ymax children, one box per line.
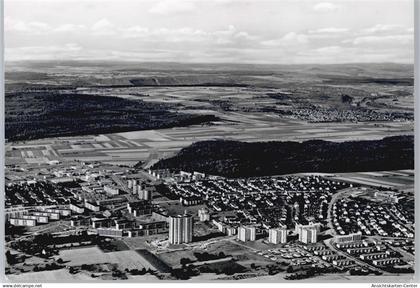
<box><xmin>332</xmin><ymin>259</ymin><xmax>355</xmax><ymax>267</ymax></box>
<box><xmin>372</xmin><ymin>258</ymin><xmax>401</xmax><ymax>266</ymax></box>
<box><xmin>127</xmin><ymin>200</ymin><xmax>154</xmax><ymax>216</ymax></box>
<box><xmin>42</xmin><ymin>208</ymin><xmax>71</xmax><ymax>217</ymax></box>
<box><xmin>91</xmin><ymin>217</ymin><xmax>113</xmax><ymax>228</ymax></box>
<box><xmin>70</xmin><ymin>216</ymin><xmax>90</xmax><ymax>227</ymax></box>
<box><xmin>84</xmin><ymin>201</ymin><xmax>100</xmax><ymax>212</ymax></box>
<box><xmin>335</xmin><ymin>233</ymin><xmax>362</xmax><ymax>243</ymax></box>
<box><xmin>104</xmin><ymin>185</ymin><xmax>120</xmax><ymax>196</ymax></box>
<box><xmin>9</xmin><ymin>218</ymin><xmax>36</xmax><ymax>227</ymax></box>
<box><xmin>198</xmin><ymin>208</ymin><xmax>211</xmax><ymax>222</ymax></box>
<box><xmin>21</xmin><ymin>215</ymin><xmax>49</xmax><ymax>224</ymax></box>
<box><xmin>96</xmin><ymin>197</ymin><xmax>127</xmax><ymax>208</ymax></box>
<box><xmin>97</xmin><ymin>227</ymin><xmax>124</xmax><ymax>237</ymax></box>
<box><xmin>32</xmin><ymin>211</ymin><xmax>60</xmax><ymax>220</ymax></box>
<box><xmin>69</xmin><ymin>203</ymin><xmax>85</xmax><ymax>214</ymax></box>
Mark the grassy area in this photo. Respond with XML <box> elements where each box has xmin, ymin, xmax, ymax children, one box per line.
<box><xmin>157</xmin><ymin>250</ymin><xmax>197</xmax><ymax>267</ymax></box>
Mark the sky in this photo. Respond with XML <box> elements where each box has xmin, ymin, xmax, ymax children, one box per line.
<box><xmin>4</xmin><ymin>0</ymin><xmax>414</xmax><ymax>64</ymax></box>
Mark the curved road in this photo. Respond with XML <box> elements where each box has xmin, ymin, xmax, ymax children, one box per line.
<box><xmin>327</xmin><ymin>187</ymin><xmax>358</xmax><ymax>235</ymax></box>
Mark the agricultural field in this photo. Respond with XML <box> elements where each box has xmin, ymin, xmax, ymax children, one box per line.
<box><xmin>5</xmin><ymin>119</ymin><xmax>414</xmax><ymax>168</ymax></box>
<box><xmin>332</xmin><ymin>170</ymin><xmax>414</xmax><ymax>191</ymax></box>
<box><xmin>4</xmin><ymin>61</ymin><xmax>414</xmax><ymax>168</ymax></box>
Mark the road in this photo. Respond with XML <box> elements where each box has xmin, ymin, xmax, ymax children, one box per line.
<box><xmin>326</xmin><ymin>187</ymin><xmax>360</xmax><ymax>234</ymax></box>
<box><xmin>370</xmin><ymin>236</ymin><xmax>415</xmax><ymax>264</ymax></box>
<box><xmin>111</xmin><ymin>175</ymin><xmax>131</xmax><ymax>194</ymax></box>
<box><xmin>227</xmin><ymin>238</ymin><xmax>261</xmax><ymax>253</ymax></box>
<box><xmin>5</xmin><ymin>221</ymin><xmax>73</xmax><ymax>245</ymax></box>
<box><xmin>324</xmin><ymin>238</ymin><xmax>389</xmax><ymax>275</ymax></box>
<box><xmin>173</xmin><ymin>256</ymin><xmax>234</xmax><ymax>269</ymax></box>
<box><xmin>154</xmin><ymin>199</ymin><xmax>179</xmax><ymax>204</ymax></box>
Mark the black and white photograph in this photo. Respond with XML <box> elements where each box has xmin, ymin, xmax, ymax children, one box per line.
<box><xmin>1</xmin><ymin>0</ymin><xmax>417</xmax><ymax>284</ymax></box>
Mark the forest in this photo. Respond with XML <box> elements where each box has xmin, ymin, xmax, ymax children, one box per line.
<box><xmin>5</xmin><ymin>91</ymin><xmax>218</xmax><ymax>141</ymax></box>
<box><xmin>152</xmin><ymin>136</ymin><xmax>414</xmax><ymax>178</ymax></box>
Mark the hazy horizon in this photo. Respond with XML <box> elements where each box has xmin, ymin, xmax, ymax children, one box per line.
<box><xmin>4</xmin><ymin>59</ymin><xmax>415</xmax><ymax>67</ymax></box>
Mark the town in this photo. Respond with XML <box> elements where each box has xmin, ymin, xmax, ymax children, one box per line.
<box><xmin>5</xmin><ymin>160</ymin><xmax>415</xmax><ymax>281</ymax></box>
<box><xmin>3</xmin><ymin>0</ymin><xmax>415</xmax><ymax>284</ymax></box>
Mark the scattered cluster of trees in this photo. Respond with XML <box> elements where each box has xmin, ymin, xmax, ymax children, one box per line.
<box><xmin>172</xmin><ymin>259</ymin><xmax>246</xmax><ymax>279</ymax></box>
<box><xmin>154</xmin><ymin>184</ymin><xmax>179</xmax><ymax>200</ymax></box>
<box><xmin>171</xmin><ymin>266</ymin><xmax>200</xmax><ymax>280</ymax></box>
<box><xmin>5</xmin><ymin>250</ymin><xmax>66</xmax><ymax>274</ymax></box>
<box><xmin>382</xmin><ymin>266</ymin><xmax>414</xmax><ymax>274</ymax></box>
<box><xmin>194</xmin><ymin>251</ymin><xmax>229</xmax><ymax>262</ymax></box>
<box><xmin>97</xmin><ymin>239</ymin><xmax>129</xmax><ymax>252</ymax></box>
<box><xmin>110</xmin><ymin>266</ymin><xmax>128</xmax><ymax>280</ymax></box>
<box><xmin>125</xmin><ymin>268</ymin><xmax>156</xmax><ymax>276</ymax></box>
<box><xmin>10</xmin><ymin>236</ymin><xmax>57</xmax><ymax>258</ymax></box>
<box><xmin>284</xmin><ymin>266</ymin><xmax>338</xmax><ymax>280</ymax></box>
<box><xmin>5</xmin><ymin>251</ymin><xmax>19</xmax><ymax>265</ymax></box>
<box><xmin>32</xmin><ymin>262</ymin><xmax>64</xmax><ymax>272</ymax></box>
<box><xmin>180</xmin><ymin>252</ymin><xmax>230</xmax><ymax>266</ymax></box>
<box><xmin>199</xmin><ymin>260</ymin><xmax>246</xmax><ymax>275</ymax></box>
<box><xmin>5</xmin><ymin>223</ymin><xmax>27</xmax><ymax>239</ymax></box>
<box><xmin>349</xmin><ymin>268</ymin><xmax>382</xmax><ymax>276</ymax></box>
<box><xmin>10</xmin><ymin>231</ymin><xmax>102</xmax><ymax>257</ymax></box>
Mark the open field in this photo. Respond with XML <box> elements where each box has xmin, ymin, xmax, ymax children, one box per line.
<box><xmin>204</xmin><ymin>240</ymin><xmax>275</xmax><ymax>267</ymax></box>
<box><xmin>332</xmin><ymin>169</ymin><xmax>414</xmax><ymax>190</ymax></box>
<box><xmin>5</xmin><ymin>119</ymin><xmax>413</xmax><ymax>167</ymax></box>
<box><xmin>157</xmin><ymin>249</ymin><xmax>198</xmax><ymax>267</ymax></box>
<box><xmin>5</xmin><ymin>268</ymin><xmax>159</xmax><ymax>282</ymax></box>
<box><xmin>156</xmin><ymin>238</ymin><xmax>274</xmax><ymax>269</ymax></box>
<box><xmin>122</xmin><ymin>235</ymin><xmax>167</xmax><ymax>250</ymax></box>
<box><xmin>58</xmin><ymin>246</ymin><xmax>156</xmax><ymax>270</ymax></box>
<box><xmin>5</xmin><ymin>269</ymin><xmax>94</xmax><ymax>282</ymax></box>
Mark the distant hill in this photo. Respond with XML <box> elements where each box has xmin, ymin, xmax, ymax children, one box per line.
<box><xmin>151</xmin><ymin>136</ymin><xmax>414</xmax><ymax>178</ymax></box>
<box><xmin>5</xmin><ymin>61</ymin><xmax>414</xmax><ymax>90</ymax></box>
